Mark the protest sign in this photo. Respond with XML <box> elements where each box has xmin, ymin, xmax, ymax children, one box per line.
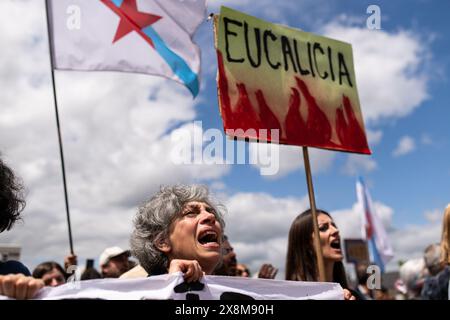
<box><xmin>344</xmin><ymin>239</ymin><xmax>370</xmax><ymax>265</ymax></box>
<box><xmin>214</xmin><ymin>6</ymin><xmax>370</xmax><ymax>154</ymax></box>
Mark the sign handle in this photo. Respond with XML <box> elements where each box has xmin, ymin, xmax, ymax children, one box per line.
<box><xmin>302</xmin><ymin>147</ymin><xmax>326</xmax><ymax>282</ymax></box>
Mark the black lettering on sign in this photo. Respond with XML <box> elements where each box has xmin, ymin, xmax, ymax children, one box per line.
<box><xmin>313</xmin><ymin>42</ymin><xmax>328</xmax><ymax>80</ymax></box>
<box><xmin>338</xmin><ymin>52</ymin><xmax>353</xmax><ymax>87</ymax></box>
<box><xmin>293</xmin><ymin>39</ymin><xmax>310</xmax><ymax>76</ymax></box>
<box><xmin>244</xmin><ymin>21</ymin><xmax>262</xmax><ymax>68</ymax></box>
<box><xmin>281</xmin><ymin>35</ymin><xmax>297</xmax><ymax>72</ymax></box>
<box><xmin>307</xmin><ymin>42</ymin><xmax>316</xmax><ymax>78</ymax></box>
<box><xmin>327</xmin><ymin>46</ymin><xmax>335</xmax><ymax>81</ymax></box>
<box><xmin>221</xmin><ymin>14</ymin><xmax>354</xmax><ymax>88</ymax></box>
<box><xmin>224</xmin><ymin>17</ymin><xmax>244</xmax><ymax>63</ymax></box>
<box><xmin>263</xmin><ymin>30</ymin><xmax>281</xmax><ymax>69</ymax></box>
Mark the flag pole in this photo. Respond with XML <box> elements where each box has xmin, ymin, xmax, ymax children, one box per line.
<box><xmin>302</xmin><ymin>147</ymin><xmax>326</xmax><ymax>282</ymax></box>
<box><xmin>44</xmin><ymin>0</ymin><xmax>74</xmax><ymax>255</ymax></box>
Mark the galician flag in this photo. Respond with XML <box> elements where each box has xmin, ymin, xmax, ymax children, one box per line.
<box><xmin>46</xmin><ymin>0</ymin><xmax>206</xmax><ymax>97</ymax></box>
<box><xmin>356</xmin><ymin>177</ymin><xmax>394</xmax><ymax>272</ymax></box>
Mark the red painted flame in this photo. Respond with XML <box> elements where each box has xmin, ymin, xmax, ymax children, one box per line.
<box><xmin>335</xmin><ymin>96</ymin><xmax>370</xmax><ymax>152</ymax></box>
<box><xmin>216</xmin><ymin>50</ymin><xmax>370</xmax><ymax>154</ymax></box>
<box><xmin>295</xmin><ymin>77</ymin><xmax>332</xmax><ymax>146</ymax></box>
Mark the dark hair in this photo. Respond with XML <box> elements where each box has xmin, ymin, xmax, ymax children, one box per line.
<box><xmin>32</xmin><ymin>261</ymin><xmax>66</xmax><ymax>279</ymax></box>
<box><xmin>356</xmin><ymin>263</ymin><xmax>370</xmax><ymax>285</ymax></box>
<box><xmin>285</xmin><ymin>209</ymin><xmax>349</xmax><ymax>288</ymax></box>
<box><xmin>131</xmin><ymin>185</ymin><xmax>225</xmax><ymax>275</ymax></box>
<box><xmin>81</xmin><ymin>267</ymin><xmax>102</xmax><ymax>280</ymax></box>
<box><xmin>0</xmin><ymin>157</ymin><xmax>25</xmax><ymax>232</ymax></box>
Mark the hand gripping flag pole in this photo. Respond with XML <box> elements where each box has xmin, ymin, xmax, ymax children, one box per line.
<box><xmin>44</xmin><ymin>0</ymin><xmax>74</xmax><ymax>255</ymax></box>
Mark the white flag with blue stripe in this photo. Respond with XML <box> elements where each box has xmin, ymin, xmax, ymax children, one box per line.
<box><xmin>47</xmin><ymin>0</ymin><xmax>205</xmax><ymax>97</ymax></box>
<box><xmin>356</xmin><ymin>177</ymin><xmax>394</xmax><ymax>272</ymax></box>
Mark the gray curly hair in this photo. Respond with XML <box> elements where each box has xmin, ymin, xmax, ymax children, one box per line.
<box><xmin>130</xmin><ymin>184</ymin><xmax>226</xmax><ymax>275</ymax></box>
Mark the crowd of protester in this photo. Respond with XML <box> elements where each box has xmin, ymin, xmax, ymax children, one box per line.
<box><xmin>0</xmin><ymin>154</ymin><xmax>449</xmax><ymax>300</ymax></box>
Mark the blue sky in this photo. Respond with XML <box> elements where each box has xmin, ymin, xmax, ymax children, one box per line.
<box><xmin>0</xmin><ymin>0</ymin><xmax>449</xmax><ymax>277</ymax></box>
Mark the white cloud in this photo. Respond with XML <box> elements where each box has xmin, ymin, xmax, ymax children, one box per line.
<box><xmin>421</xmin><ymin>133</ymin><xmax>433</xmax><ymax>145</ymax></box>
<box><xmin>332</xmin><ymin>202</ymin><xmax>443</xmax><ymax>272</ymax></box>
<box><xmin>366</xmin><ymin>129</ymin><xmax>383</xmax><ymax>146</ymax></box>
<box><xmin>322</xmin><ymin>22</ymin><xmax>429</xmax><ymax>124</ymax></box>
<box><xmin>249</xmin><ymin>144</ymin><xmax>335</xmax><ymax>179</ymax></box>
<box><xmin>222</xmin><ymin>192</ymin><xmax>309</xmax><ymax>277</ymax></box>
<box><xmin>387</xmin><ymin>223</ymin><xmax>441</xmax><ymax>268</ymax></box>
<box><xmin>341</xmin><ymin>129</ymin><xmax>381</xmax><ymax>176</ymax></box>
<box><xmin>392</xmin><ymin>136</ymin><xmax>416</xmax><ymax>157</ymax></box>
<box><xmin>342</xmin><ymin>154</ymin><xmax>377</xmax><ymax>176</ymax></box>
<box><xmin>332</xmin><ymin>201</ymin><xmax>394</xmax><ymax>240</ymax></box>
<box><xmin>208</xmin><ymin>0</ymin><xmax>302</xmax><ymax>23</ymax></box>
<box><xmin>424</xmin><ymin>209</ymin><xmax>442</xmax><ymax>224</ymax></box>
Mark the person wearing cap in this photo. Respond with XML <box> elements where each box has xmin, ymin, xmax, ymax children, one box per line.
<box><xmin>99</xmin><ymin>246</ymin><xmax>133</xmax><ymax>278</ymax></box>
<box><xmin>129</xmin><ymin>184</ymin><xmax>225</xmax><ymax>283</ymax></box>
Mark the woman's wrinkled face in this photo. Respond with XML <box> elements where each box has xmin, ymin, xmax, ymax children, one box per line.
<box><xmin>164</xmin><ymin>201</ymin><xmax>222</xmax><ymax>274</ymax></box>
<box><xmin>317</xmin><ymin>213</ymin><xmax>343</xmax><ymax>262</ymax></box>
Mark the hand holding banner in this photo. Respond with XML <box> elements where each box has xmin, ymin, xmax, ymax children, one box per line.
<box><xmin>15</xmin><ymin>273</ymin><xmax>344</xmax><ymax>300</ymax></box>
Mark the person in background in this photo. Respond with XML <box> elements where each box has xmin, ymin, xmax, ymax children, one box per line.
<box><xmin>130</xmin><ymin>185</ymin><xmax>225</xmax><ymax>282</ymax></box>
<box><xmin>438</xmin><ymin>204</ymin><xmax>450</xmax><ymax>299</ymax></box>
<box><xmin>398</xmin><ymin>258</ymin><xmax>427</xmax><ymax>299</ymax></box>
<box><xmin>374</xmin><ymin>286</ymin><xmax>393</xmax><ymax>300</ymax></box>
<box><xmin>213</xmin><ymin>235</ymin><xmax>237</xmax><ymax>276</ymax></box>
<box><xmin>255</xmin><ymin>263</ymin><xmax>278</xmax><ymax>279</ymax></box>
<box><xmin>353</xmin><ymin>263</ymin><xmax>374</xmax><ymax>300</ymax></box>
<box><xmin>285</xmin><ymin>209</ymin><xmax>355</xmax><ymax>300</ymax></box>
<box><xmin>81</xmin><ymin>259</ymin><xmax>102</xmax><ymax>280</ymax></box>
<box><xmin>0</xmin><ymin>154</ymin><xmax>44</xmax><ymax>298</ymax></box>
<box><xmin>421</xmin><ymin>205</ymin><xmax>450</xmax><ymax>299</ymax></box>
<box><xmin>236</xmin><ymin>263</ymin><xmax>251</xmax><ymax>277</ymax></box>
<box><xmin>64</xmin><ymin>253</ymin><xmax>78</xmax><ymax>278</ymax></box>
<box><xmin>99</xmin><ymin>246</ymin><xmax>134</xmax><ymax>278</ymax></box>
<box><xmin>32</xmin><ymin>262</ymin><xmax>66</xmax><ymax>287</ymax></box>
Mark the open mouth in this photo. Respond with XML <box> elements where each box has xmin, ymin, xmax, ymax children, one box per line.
<box><xmin>330</xmin><ymin>239</ymin><xmax>341</xmax><ymax>250</ymax></box>
<box><xmin>198</xmin><ymin>230</ymin><xmax>219</xmax><ymax>247</ymax></box>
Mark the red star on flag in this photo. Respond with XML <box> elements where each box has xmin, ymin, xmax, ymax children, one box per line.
<box><xmin>101</xmin><ymin>0</ymin><xmax>162</xmax><ymax>46</ymax></box>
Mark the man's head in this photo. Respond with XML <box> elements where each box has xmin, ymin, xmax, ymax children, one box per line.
<box><xmin>236</xmin><ymin>263</ymin><xmax>250</xmax><ymax>277</ymax></box>
<box><xmin>424</xmin><ymin>243</ymin><xmax>443</xmax><ymax>276</ymax></box>
<box><xmin>214</xmin><ymin>235</ymin><xmax>238</xmax><ymax>276</ymax></box>
<box><xmin>0</xmin><ymin>156</ymin><xmax>25</xmax><ymax>232</ymax></box>
<box><xmin>130</xmin><ymin>185</ymin><xmax>226</xmax><ymax>275</ymax></box>
<box><xmin>99</xmin><ymin>247</ymin><xmax>131</xmax><ymax>278</ymax></box>
<box><xmin>356</xmin><ymin>263</ymin><xmax>370</xmax><ymax>286</ymax></box>
<box><xmin>221</xmin><ymin>236</ymin><xmax>237</xmax><ymax>275</ymax></box>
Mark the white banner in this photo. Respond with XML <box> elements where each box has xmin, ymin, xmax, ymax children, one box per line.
<box><xmin>4</xmin><ymin>272</ymin><xmax>343</xmax><ymax>300</ymax></box>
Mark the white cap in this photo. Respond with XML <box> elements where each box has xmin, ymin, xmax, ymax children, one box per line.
<box><xmin>99</xmin><ymin>246</ymin><xmax>129</xmax><ymax>267</ymax></box>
